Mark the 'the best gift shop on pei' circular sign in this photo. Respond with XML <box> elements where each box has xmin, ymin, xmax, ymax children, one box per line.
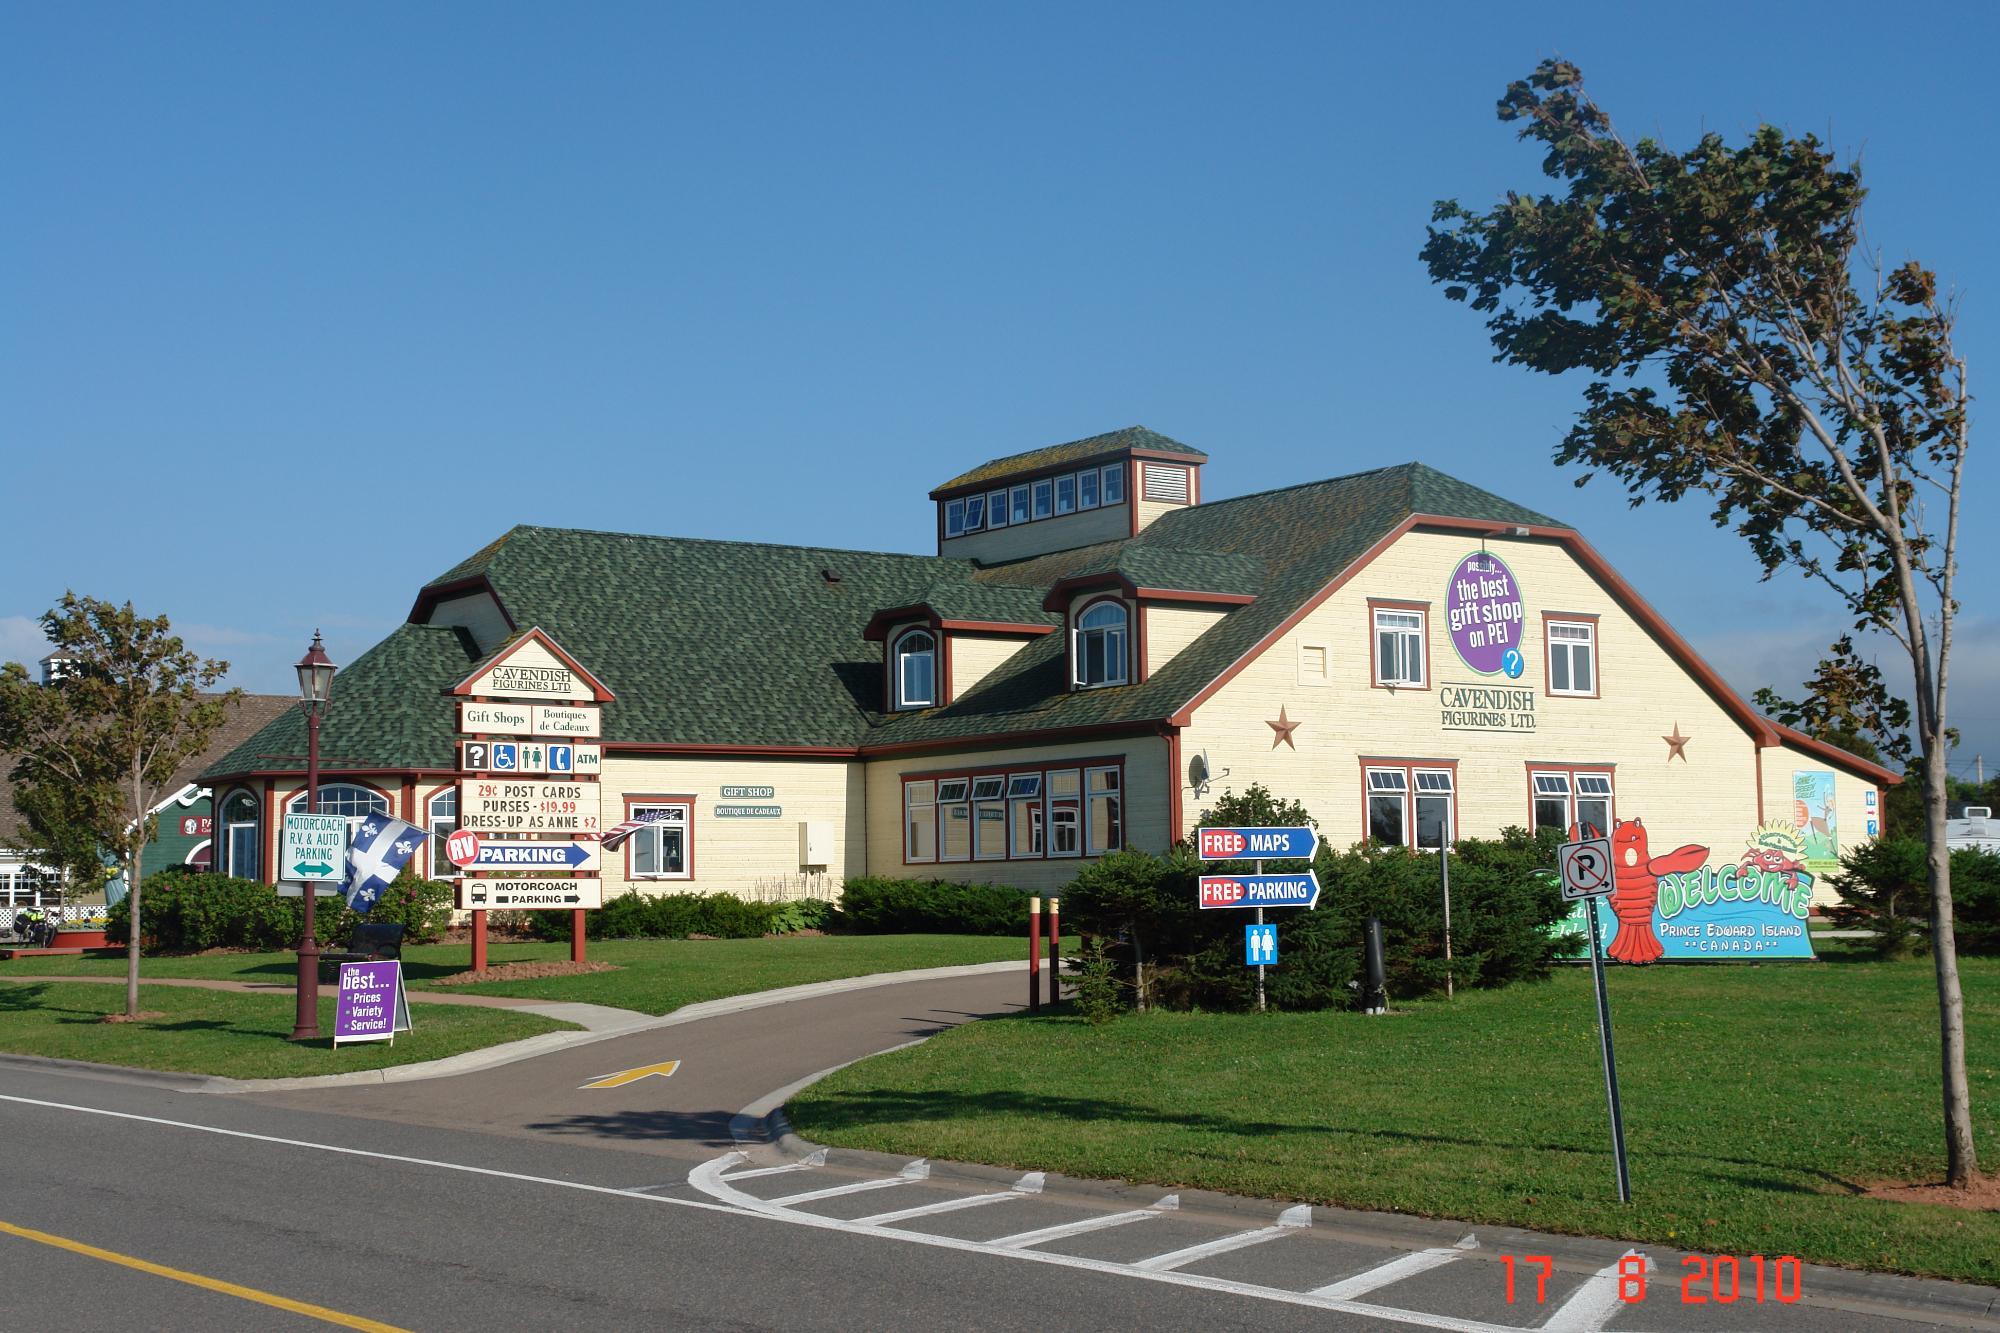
<box><xmin>1446</xmin><ymin>551</ymin><xmax>1526</xmax><ymax>677</ymax></box>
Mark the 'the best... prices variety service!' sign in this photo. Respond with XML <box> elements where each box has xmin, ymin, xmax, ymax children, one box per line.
<box><xmin>334</xmin><ymin>960</ymin><xmax>412</xmax><ymax>1048</ymax></box>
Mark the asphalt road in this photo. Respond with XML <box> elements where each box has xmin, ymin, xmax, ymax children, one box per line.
<box><xmin>0</xmin><ymin>969</ymin><xmax>1989</xmax><ymax>1332</ymax></box>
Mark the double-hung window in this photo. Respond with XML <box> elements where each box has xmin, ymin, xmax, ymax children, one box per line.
<box><xmin>1575</xmin><ymin>774</ymin><xmax>1614</xmax><ymax>838</ymax></box>
<box><xmin>1008</xmin><ymin>774</ymin><xmax>1043</xmax><ymax>857</ymax></box>
<box><xmin>944</xmin><ymin>499</ymin><xmax>966</xmax><ymax>538</ymax></box>
<box><xmin>1047</xmin><ymin>770</ymin><xmax>1082</xmax><ymax>857</ymax></box>
<box><xmin>1373</xmin><ymin>607</ymin><xmax>1426</xmax><ymax>687</ymax></box>
<box><xmin>1413</xmin><ymin>770</ymin><xmax>1454</xmax><ymax>849</ymax></box>
<box><xmin>904</xmin><ymin>781</ymin><xmax>937</xmax><ymax>862</ymax></box>
<box><xmin>937</xmin><ymin>778</ymin><xmax>971</xmax><ymax>861</ymax></box>
<box><xmin>1100</xmin><ymin>463</ymin><xmax>1125</xmax><ymax>505</ymax></box>
<box><xmin>1532</xmin><ymin>772</ymin><xmax>1572</xmax><ymax>836</ymax></box>
<box><xmin>1010</xmin><ymin>485</ymin><xmax>1032</xmax><ymax>525</ymax></box>
<box><xmin>1032</xmin><ymin>478</ymin><xmax>1053</xmax><ymax>520</ymax></box>
<box><xmin>972</xmin><ymin>775</ymin><xmax>1007</xmax><ymax>860</ymax></box>
<box><xmin>1531</xmin><ymin>769</ymin><xmax>1614</xmax><ymax>837</ymax></box>
<box><xmin>1055</xmin><ymin>475</ymin><xmax>1076</xmax><ymax>514</ymax></box>
<box><xmin>1547</xmin><ymin>620</ymin><xmax>1597</xmax><ymax>696</ymax></box>
<box><xmin>987</xmin><ymin>489</ymin><xmax>1009</xmax><ymax>528</ymax></box>
<box><xmin>1074</xmin><ymin>601</ymin><xmax>1129</xmax><ymax>688</ymax></box>
<box><xmin>1078</xmin><ymin>469</ymin><xmax>1100</xmax><ymax>509</ymax></box>
<box><xmin>629</xmin><ymin>803</ymin><xmax>691</xmax><ymax>879</ymax></box>
<box><xmin>1367</xmin><ymin>769</ymin><xmax>1408</xmax><ymax>846</ymax></box>
<box><xmin>962</xmin><ymin>494</ymin><xmax>986</xmax><ymax>533</ymax></box>
<box><xmin>1086</xmin><ymin>767</ymin><xmax>1122</xmax><ymax>854</ymax></box>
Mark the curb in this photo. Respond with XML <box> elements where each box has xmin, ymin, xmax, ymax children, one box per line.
<box><xmin>0</xmin><ymin>1051</ymin><xmax>238</xmax><ymax>1094</ymax></box>
<box><xmin>9</xmin><ymin>959</ymin><xmax>1028</xmax><ymax>1094</ymax></box>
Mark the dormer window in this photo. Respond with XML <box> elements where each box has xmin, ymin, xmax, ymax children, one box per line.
<box><xmin>1072</xmin><ymin>600</ymin><xmax>1129</xmax><ymax>688</ymax></box>
<box><xmin>893</xmin><ymin>629</ymin><xmax>937</xmax><ymax>709</ymax></box>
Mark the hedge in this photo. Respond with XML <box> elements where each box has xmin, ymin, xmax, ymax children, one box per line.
<box><xmin>829</xmin><ymin>877</ymin><xmax>1030</xmax><ymax>936</ymax></box>
<box><xmin>106</xmin><ymin>868</ymin><xmax>456</xmax><ymax>952</ymax></box>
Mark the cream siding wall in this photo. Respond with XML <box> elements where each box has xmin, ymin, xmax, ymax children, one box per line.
<box><xmin>596</xmin><ymin>755</ymin><xmax>865</xmax><ymax>900</ymax></box>
<box><xmin>942</xmin><ymin>503</ymin><xmax>1128</xmax><ymax>562</ymax></box>
<box><xmin>864</xmin><ymin>735</ymin><xmax>1169</xmax><ymax>892</ymax></box>
<box><xmin>1761</xmin><ymin>745</ymin><xmax>1885</xmax><ymax>908</ymax></box>
<box><xmin>1135</xmin><ymin>499</ymin><xmax>1180</xmax><ymax>533</ymax></box>
<box><xmin>949</xmin><ymin>632</ymin><xmax>1036</xmax><ymax>698</ymax></box>
<box><xmin>1145</xmin><ymin>605</ymin><xmax>1227</xmax><ymax>679</ymax></box>
<box><xmin>1179</xmin><ymin>529</ymin><xmax>1766</xmax><ymax>863</ymax></box>
<box><xmin>425</xmin><ymin>591</ymin><xmax>512</xmax><ymax>655</ymax></box>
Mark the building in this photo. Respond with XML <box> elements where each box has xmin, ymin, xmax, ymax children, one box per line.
<box><xmin>201</xmin><ymin>426</ymin><xmax>1896</xmax><ymax>916</ymax></box>
<box><xmin>1947</xmin><ymin>807</ymin><xmax>2000</xmax><ymax>855</ymax></box>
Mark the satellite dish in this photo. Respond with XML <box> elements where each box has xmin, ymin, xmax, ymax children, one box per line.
<box><xmin>1187</xmin><ymin>752</ymin><xmax>1210</xmax><ymax>789</ymax></box>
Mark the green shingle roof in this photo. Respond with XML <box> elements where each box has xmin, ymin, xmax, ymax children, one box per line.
<box><xmin>209</xmin><ymin>460</ymin><xmax>1562</xmax><ymax>775</ymax></box>
<box><xmin>931</xmin><ymin>426</ymin><xmax>1206</xmax><ymax>496</ymax></box>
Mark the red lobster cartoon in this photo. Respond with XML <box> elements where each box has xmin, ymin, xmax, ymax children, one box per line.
<box><xmin>1604</xmin><ymin>818</ymin><xmax>1709</xmax><ymax>964</ymax></box>
<box><xmin>1739</xmin><ymin>846</ymin><xmax>1806</xmax><ymax>889</ymax></box>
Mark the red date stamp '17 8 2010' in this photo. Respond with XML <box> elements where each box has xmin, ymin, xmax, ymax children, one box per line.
<box><xmin>1501</xmin><ymin>1254</ymin><xmax>1805</xmax><ymax>1305</ymax></box>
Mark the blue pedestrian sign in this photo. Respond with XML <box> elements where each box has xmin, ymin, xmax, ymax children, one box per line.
<box><xmin>1245</xmin><ymin>923</ymin><xmax>1278</xmax><ymax>966</ymax></box>
<box><xmin>1196</xmin><ymin>826</ymin><xmax>1318</xmax><ymax>860</ymax></box>
<box><xmin>1198</xmin><ymin>872</ymin><xmax>1321</xmax><ymax>910</ymax></box>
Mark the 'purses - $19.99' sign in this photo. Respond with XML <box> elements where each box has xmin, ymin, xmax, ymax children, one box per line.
<box><xmin>458</xmin><ymin>780</ymin><xmax>599</xmax><ymax>834</ymax></box>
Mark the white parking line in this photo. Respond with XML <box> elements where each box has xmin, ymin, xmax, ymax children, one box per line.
<box><xmin>1539</xmin><ymin>1250</ymin><xmax>1644</xmax><ymax>1332</ymax></box>
<box><xmin>762</xmin><ymin>1159</ymin><xmax>929</xmax><ymax>1208</ymax></box>
<box><xmin>852</xmin><ymin>1191</ymin><xmax>1022</xmax><ymax>1227</ymax></box>
<box><xmin>987</xmin><ymin>1195</ymin><xmax>1178</xmax><ymax>1250</ymax></box>
<box><xmin>1133</xmin><ymin>1204</ymin><xmax>1312</xmax><ymax>1271</ymax></box>
<box><xmin>1311</xmin><ymin>1246</ymin><xmax>1462</xmax><ymax>1299</ymax></box>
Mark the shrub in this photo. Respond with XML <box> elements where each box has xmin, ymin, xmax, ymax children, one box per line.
<box><xmin>107</xmin><ymin>869</ymin><xmax>303</xmax><ymax>952</ymax></box>
<box><xmin>513</xmin><ymin>891</ymin><xmax>779</xmax><ymax>941</ymax></box>
<box><xmin>766</xmin><ymin>898</ymin><xmax>836</xmax><ymax>934</ymax></box>
<box><xmin>361</xmin><ymin>873</ymin><xmax>457</xmax><ymax>943</ymax></box>
<box><xmin>830</xmin><ymin>876</ymin><xmax>1031</xmax><ymax>936</ymax></box>
<box><xmin>1829</xmin><ymin>839</ymin><xmax>2000</xmax><ymax>956</ymax></box>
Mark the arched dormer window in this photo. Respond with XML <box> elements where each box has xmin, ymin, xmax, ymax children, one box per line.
<box><xmin>286</xmin><ymin>784</ymin><xmax>391</xmax><ymax>821</ymax></box>
<box><xmin>893</xmin><ymin>629</ymin><xmax>937</xmax><ymax>710</ymax></box>
<box><xmin>1073</xmin><ymin>600</ymin><xmax>1129</xmax><ymax>688</ymax></box>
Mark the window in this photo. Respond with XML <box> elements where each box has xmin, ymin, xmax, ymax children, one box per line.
<box><xmin>972</xmin><ymin>775</ymin><xmax>1007</xmax><ymax>860</ymax></box>
<box><xmin>1008</xmin><ymin>774</ymin><xmax>1043</xmax><ymax>857</ymax></box>
<box><xmin>987</xmin><ymin>489</ymin><xmax>1009</xmax><ymax>528</ymax></box>
<box><xmin>1074</xmin><ymin>600</ymin><xmax>1129</xmax><ymax>688</ymax></box>
<box><xmin>938</xmin><ymin>778</ymin><xmax>971</xmax><ymax>861</ymax></box>
<box><xmin>1548</xmin><ymin>620</ymin><xmax>1597</xmax><ymax>696</ymax></box>
<box><xmin>287</xmin><ymin>784</ymin><xmax>391</xmax><ymax>820</ymax></box>
<box><xmin>1142</xmin><ymin>463</ymin><xmax>1190</xmax><ymax>503</ymax></box>
<box><xmin>904</xmin><ymin>780</ymin><xmax>937</xmax><ymax>862</ymax></box>
<box><xmin>944</xmin><ymin>499</ymin><xmax>966</xmax><ymax>538</ymax></box>
<box><xmin>1032</xmin><ymin>479</ymin><xmax>1053</xmax><ymax>520</ymax></box>
<box><xmin>1055</xmin><ymin>475</ymin><xmax>1076</xmax><ymax>515</ymax></box>
<box><xmin>1373</xmin><ymin>607</ymin><xmax>1426</xmax><ymax>687</ymax></box>
<box><xmin>629</xmin><ymin>803</ymin><xmax>690</xmax><ymax>879</ymax></box>
<box><xmin>1414</xmin><ymin>770</ymin><xmax>1454</xmax><ymax>849</ymax></box>
<box><xmin>963</xmin><ymin>494</ymin><xmax>986</xmax><ymax>532</ymax></box>
<box><xmin>1576</xmin><ymin>774</ymin><xmax>1614</xmax><ymax>838</ymax></box>
<box><xmin>1048</xmin><ymin>769</ymin><xmax>1081</xmax><ymax>857</ymax></box>
<box><xmin>1101</xmin><ymin>463</ymin><xmax>1125</xmax><ymax>505</ymax></box>
<box><xmin>1532</xmin><ymin>772</ymin><xmax>1571</xmax><ymax>836</ymax></box>
<box><xmin>222</xmin><ymin>790</ymin><xmax>260</xmax><ymax>880</ymax></box>
<box><xmin>1298</xmin><ymin>642</ymin><xmax>1329</xmax><ymax>686</ymax></box>
<box><xmin>1078</xmin><ymin>469</ymin><xmax>1100</xmax><ymax>509</ymax></box>
<box><xmin>427</xmin><ymin>789</ymin><xmax>459</xmax><ymax>879</ymax></box>
<box><xmin>1010</xmin><ymin>485</ymin><xmax>1031</xmax><ymax>525</ymax></box>
<box><xmin>1086</xmin><ymin>767</ymin><xmax>1122</xmax><ymax>855</ymax></box>
<box><xmin>893</xmin><ymin>629</ymin><xmax>937</xmax><ymax>709</ymax></box>
<box><xmin>1367</xmin><ymin>769</ymin><xmax>1408</xmax><ymax>846</ymax></box>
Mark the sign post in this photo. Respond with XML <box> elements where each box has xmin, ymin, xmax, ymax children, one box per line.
<box><xmin>1558</xmin><ymin>835</ymin><xmax>1632</xmax><ymax>1203</ymax></box>
<box><xmin>1197</xmin><ymin>827</ymin><xmax>1320</xmax><ymax>1013</ymax></box>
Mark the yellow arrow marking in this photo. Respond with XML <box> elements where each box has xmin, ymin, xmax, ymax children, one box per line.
<box><xmin>579</xmin><ymin>1060</ymin><xmax>681</xmax><ymax>1089</ymax></box>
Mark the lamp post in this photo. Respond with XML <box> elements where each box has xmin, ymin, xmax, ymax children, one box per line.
<box><xmin>289</xmin><ymin>631</ymin><xmax>337</xmax><ymax>1042</ymax></box>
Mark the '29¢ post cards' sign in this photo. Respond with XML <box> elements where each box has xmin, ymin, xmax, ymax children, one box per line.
<box><xmin>458</xmin><ymin>780</ymin><xmax>599</xmax><ymax>834</ymax></box>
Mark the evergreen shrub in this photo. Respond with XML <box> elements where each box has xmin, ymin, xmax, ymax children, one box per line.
<box><xmin>829</xmin><ymin>876</ymin><xmax>1030</xmax><ymax>935</ymax></box>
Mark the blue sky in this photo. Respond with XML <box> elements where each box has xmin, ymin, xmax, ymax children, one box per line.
<box><xmin>3</xmin><ymin>2</ymin><xmax>1993</xmax><ymax>772</ymax></box>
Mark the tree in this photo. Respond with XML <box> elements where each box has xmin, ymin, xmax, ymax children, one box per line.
<box><xmin>0</xmin><ymin>596</ymin><xmax>234</xmax><ymax>1017</ymax></box>
<box><xmin>1753</xmin><ymin>635</ymin><xmax>1915</xmax><ymax>766</ymax></box>
<box><xmin>1423</xmin><ymin>62</ymin><xmax>1979</xmax><ymax>1184</ymax></box>
<box><xmin>5</xmin><ymin>777</ymin><xmax>117</xmax><ymax>893</ymax></box>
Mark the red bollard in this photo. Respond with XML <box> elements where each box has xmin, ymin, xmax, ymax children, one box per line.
<box><xmin>1047</xmin><ymin>896</ymin><xmax>1060</xmax><ymax>1008</ymax></box>
<box><xmin>1028</xmin><ymin>896</ymin><xmax>1042</xmax><ymax>1014</ymax></box>
<box><xmin>472</xmin><ymin>908</ymin><xmax>488</xmax><ymax>973</ymax></box>
<box><xmin>571</xmin><ymin>909</ymin><xmax>587</xmax><ymax>964</ymax></box>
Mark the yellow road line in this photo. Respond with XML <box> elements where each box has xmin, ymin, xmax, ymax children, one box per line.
<box><xmin>0</xmin><ymin>1219</ymin><xmax>410</xmax><ymax>1331</ymax></box>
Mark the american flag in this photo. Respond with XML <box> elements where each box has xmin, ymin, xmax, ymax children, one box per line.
<box><xmin>600</xmin><ymin>809</ymin><xmax>670</xmax><ymax>852</ymax></box>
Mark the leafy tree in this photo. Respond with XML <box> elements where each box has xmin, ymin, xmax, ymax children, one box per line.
<box><xmin>1754</xmin><ymin>635</ymin><xmax>1916</xmax><ymax>766</ymax></box>
<box><xmin>1424</xmin><ymin>61</ymin><xmax>1981</xmax><ymax>1185</ymax></box>
<box><xmin>5</xmin><ymin>772</ymin><xmax>116</xmax><ymax>893</ymax></box>
<box><xmin>0</xmin><ymin>596</ymin><xmax>234</xmax><ymax>1016</ymax></box>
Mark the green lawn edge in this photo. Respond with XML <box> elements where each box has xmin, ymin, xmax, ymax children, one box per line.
<box><xmin>788</xmin><ymin>957</ymin><xmax>2000</xmax><ymax>1286</ymax></box>
<box><xmin>0</xmin><ymin>981</ymin><xmax>576</xmax><ymax>1079</ymax></box>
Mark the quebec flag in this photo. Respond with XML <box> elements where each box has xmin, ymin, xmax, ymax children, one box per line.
<box><xmin>343</xmin><ymin>815</ymin><xmax>428</xmax><ymax>913</ymax></box>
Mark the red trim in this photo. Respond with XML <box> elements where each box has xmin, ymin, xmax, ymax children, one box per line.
<box><xmin>1755</xmin><ymin>746</ymin><xmax>1766</xmax><ymax>824</ymax></box>
<box><xmin>1358</xmin><ymin>757</ymin><xmax>1461</xmax><ymax>847</ymax></box>
<box><xmin>1133</xmin><ymin>587</ymin><xmax>1256</xmax><ymax>606</ymax></box>
<box><xmin>1540</xmin><ymin>611</ymin><xmax>1603</xmax><ymax>700</ymax></box>
<box><xmin>605</xmin><ymin>742</ymin><xmax>856</xmax><ymax>757</ymax></box>
<box><xmin>938</xmin><ymin>619</ymin><xmax>1056</xmax><ymax>636</ymax></box>
<box><xmin>1769</xmin><ymin>722</ymin><xmax>1902</xmax><ymax>785</ymax></box>
<box><xmin>261</xmin><ymin>779</ymin><xmax>276</xmax><ymax>884</ymax></box>
<box><xmin>408</xmin><ymin>574</ymin><xmax>517</xmax><ymax>632</ymax></box>
<box><xmin>1128</xmin><ymin>460</ymin><xmax>1141</xmax><ymax>536</ymax></box>
<box><xmin>1366</xmin><ymin>597</ymin><xmax>1432</xmax><ymax>692</ymax></box>
<box><xmin>928</xmin><ymin>447</ymin><xmax>1209</xmax><ymax>502</ymax></box>
<box><xmin>1162</xmin><ymin>724</ymin><xmax>1183</xmax><ymax>844</ymax></box>
<box><xmin>447</xmin><ymin>626</ymin><xmax>616</xmax><ymax>701</ymax></box>
<box><xmin>1135</xmin><ymin>601</ymin><xmax>1149</xmax><ymax>684</ymax></box>
<box><xmin>623</xmin><ymin>793</ymin><xmax>697</xmax><ymax>883</ymax></box>
<box><xmin>401</xmin><ymin>777</ymin><xmax>417</xmax><ymax>821</ymax></box>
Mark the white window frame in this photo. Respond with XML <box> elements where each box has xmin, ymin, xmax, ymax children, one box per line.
<box><xmin>1077</xmin><ymin>469</ymin><xmax>1100</xmax><ymax>509</ymax></box>
<box><xmin>221</xmin><ymin>789</ymin><xmax>260</xmax><ymax>880</ymax></box>
<box><xmin>1575</xmin><ymin>773</ymin><xmax>1615</xmax><ymax>839</ymax></box>
<box><xmin>1007</xmin><ymin>774</ymin><xmax>1043</xmax><ymax>858</ymax></box>
<box><xmin>1086</xmin><ymin>766</ymin><xmax>1122</xmax><ymax>855</ymax></box>
<box><xmin>904</xmin><ymin>780</ymin><xmax>937</xmax><ymax>863</ymax></box>
<box><xmin>1547</xmin><ymin>619</ymin><xmax>1598</xmax><ymax>697</ymax></box>
<box><xmin>1373</xmin><ymin>607</ymin><xmax>1426</xmax><ymax>688</ymax></box>
<box><xmin>971</xmin><ymin>775</ymin><xmax>1007</xmax><ymax>861</ymax></box>
<box><xmin>1073</xmin><ymin>600</ymin><xmax>1129</xmax><ymax>689</ymax></box>
<box><xmin>963</xmin><ymin>493</ymin><xmax>986</xmax><ymax>533</ymax></box>
<box><xmin>1010</xmin><ymin>485</ymin><xmax>1031</xmax><ymax>525</ymax></box>
<box><xmin>986</xmin><ymin>489</ymin><xmax>1009</xmax><ymax>528</ymax></box>
<box><xmin>1054</xmin><ymin>474</ymin><xmax>1076</xmax><ymax>515</ymax></box>
<box><xmin>1366</xmin><ymin>768</ymin><xmax>1409</xmax><ymax>846</ymax></box>
<box><xmin>629</xmin><ymin>802</ymin><xmax>691</xmax><ymax>880</ymax></box>
<box><xmin>1032</xmin><ymin>478</ymin><xmax>1054</xmax><ymax>520</ymax></box>
<box><xmin>944</xmin><ymin>499</ymin><xmax>966</xmax><ymax>539</ymax></box>
<box><xmin>427</xmin><ymin>788</ymin><xmax>459</xmax><ymax>879</ymax></box>
<box><xmin>1531</xmin><ymin>771</ymin><xmax>1572</xmax><ymax>836</ymax></box>
<box><xmin>1047</xmin><ymin>769</ymin><xmax>1082</xmax><ymax>858</ymax></box>
<box><xmin>1413</xmin><ymin>769</ymin><xmax>1454</xmax><ymax>850</ymax></box>
<box><xmin>937</xmin><ymin>778</ymin><xmax>971</xmax><ymax>862</ymax></box>
<box><xmin>892</xmin><ymin>628</ymin><xmax>937</xmax><ymax>710</ymax></box>
<box><xmin>1100</xmin><ymin>463</ymin><xmax>1125</xmax><ymax>505</ymax></box>
<box><xmin>286</xmin><ymin>784</ymin><xmax>391</xmax><ymax>822</ymax></box>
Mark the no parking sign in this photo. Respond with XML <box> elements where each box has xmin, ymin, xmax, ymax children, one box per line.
<box><xmin>1557</xmin><ymin>836</ymin><xmax>1614</xmax><ymax>901</ymax></box>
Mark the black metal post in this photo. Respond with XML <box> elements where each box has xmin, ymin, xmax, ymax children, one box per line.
<box><xmin>1586</xmin><ymin>903</ymin><xmax>1632</xmax><ymax>1202</ymax></box>
<box><xmin>289</xmin><ymin>707</ymin><xmax>322</xmax><ymax>1041</ymax></box>
<box><xmin>1363</xmin><ymin>916</ymin><xmax>1387</xmax><ymax>1014</ymax></box>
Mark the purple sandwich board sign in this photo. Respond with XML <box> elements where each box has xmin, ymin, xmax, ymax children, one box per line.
<box><xmin>334</xmin><ymin>960</ymin><xmax>413</xmax><ymax>1048</ymax></box>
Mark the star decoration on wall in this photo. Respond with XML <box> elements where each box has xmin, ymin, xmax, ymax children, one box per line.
<box><xmin>1662</xmin><ymin>722</ymin><xmax>1691</xmax><ymax>762</ymax></box>
<box><xmin>1267</xmin><ymin>706</ymin><xmax>1300</xmax><ymax>750</ymax></box>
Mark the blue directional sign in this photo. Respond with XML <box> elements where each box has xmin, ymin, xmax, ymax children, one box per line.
<box><xmin>548</xmin><ymin>744</ymin><xmax>574</xmax><ymax>774</ymax></box>
<box><xmin>491</xmin><ymin>742</ymin><xmax>519</xmax><ymax>772</ymax></box>
<box><xmin>1244</xmin><ymin>923</ymin><xmax>1278</xmax><ymax>966</ymax></box>
<box><xmin>1196</xmin><ymin>826</ymin><xmax>1318</xmax><ymax>860</ymax></box>
<box><xmin>1198</xmin><ymin>872</ymin><xmax>1321</xmax><ymax>910</ymax></box>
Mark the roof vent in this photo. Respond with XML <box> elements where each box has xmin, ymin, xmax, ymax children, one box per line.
<box><xmin>1968</xmin><ymin>807</ymin><xmax>1993</xmax><ymax>820</ymax></box>
<box><xmin>821</xmin><ymin>568</ymin><xmax>842</xmax><ymax>584</ymax></box>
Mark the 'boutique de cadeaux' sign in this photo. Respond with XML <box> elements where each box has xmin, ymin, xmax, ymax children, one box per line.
<box><xmin>1446</xmin><ymin>551</ymin><xmax>1527</xmax><ymax>678</ymax></box>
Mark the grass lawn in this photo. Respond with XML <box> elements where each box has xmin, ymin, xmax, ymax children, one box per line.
<box><xmin>789</xmin><ymin>955</ymin><xmax>2000</xmax><ymax>1285</ymax></box>
<box><xmin>0</xmin><ymin>933</ymin><xmax>1040</xmax><ymax>1016</ymax></box>
<box><xmin>0</xmin><ymin>982</ymin><xmax>575</xmax><ymax>1079</ymax></box>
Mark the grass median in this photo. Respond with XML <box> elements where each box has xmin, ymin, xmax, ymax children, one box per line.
<box><xmin>0</xmin><ymin>982</ymin><xmax>576</xmax><ymax>1079</ymax></box>
<box><xmin>0</xmin><ymin>934</ymin><xmax>1039</xmax><ymax>1016</ymax></box>
<box><xmin>788</xmin><ymin>954</ymin><xmax>2000</xmax><ymax>1285</ymax></box>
